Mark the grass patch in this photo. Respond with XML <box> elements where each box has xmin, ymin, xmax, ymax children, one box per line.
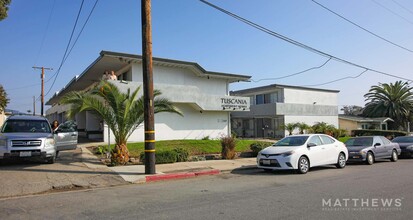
<box><xmin>99</xmin><ymin>139</ymin><xmax>273</xmax><ymax>158</ymax></box>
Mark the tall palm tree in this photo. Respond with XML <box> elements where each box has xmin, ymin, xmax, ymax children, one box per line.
<box><xmin>363</xmin><ymin>81</ymin><xmax>413</xmax><ymax>130</ymax></box>
<box><xmin>60</xmin><ymin>81</ymin><xmax>182</xmax><ymax>165</ymax></box>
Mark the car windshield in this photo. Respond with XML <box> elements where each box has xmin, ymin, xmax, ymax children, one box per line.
<box><xmin>1</xmin><ymin>120</ymin><xmax>52</xmax><ymax>133</ymax></box>
<box><xmin>345</xmin><ymin>137</ymin><xmax>373</xmax><ymax>146</ymax></box>
<box><xmin>392</xmin><ymin>136</ymin><xmax>413</xmax><ymax>143</ymax></box>
<box><xmin>273</xmin><ymin>136</ymin><xmax>309</xmax><ymax>147</ymax></box>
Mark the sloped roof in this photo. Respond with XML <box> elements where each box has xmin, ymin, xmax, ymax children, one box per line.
<box><xmin>46</xmin><ymin>51</ymin><xmax>251</xmax><ymax>105</ymax></box>
<box><xmin>339</xmin><ymin>115</ymin><xmax>394</xmax><ymax>123</ymax></box>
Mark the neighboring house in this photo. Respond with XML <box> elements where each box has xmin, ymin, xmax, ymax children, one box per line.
<box><xmin>230</xmin><ymin>84</ymin><xmax>339</xmax><ymax>138</ymax></box>
<box><xmin>46</xmin><ymin>51</ymin><xmax>251</xmax><ymax>143</ymax></box>
<box><xmin>338</xmin><ymin>115</ymin><xmax>394</xmax><ymax>135</ymax></box>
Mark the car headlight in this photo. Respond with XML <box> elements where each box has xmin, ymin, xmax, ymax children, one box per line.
<box><xmin>257</xmin><ymin>151</ymin><xmax>262</xmax><ymax>157</ymax></box>
<box><xmin>44</xmin><ymin>138</ymin><xmax>55</xmax><ymax>148</ymax></box>
<box><xmin>407</xmin><ymin>145</ymin><xmax>413</xmax><ymax>150</ymax></box>
<box><xmin>359</xmin><ymin>150</ymin><xmax>367</xmax><ymax>155</ymax></box>
<box><xmin>0</xmin><ymin>139</ymin><xmax>7</xmax><ymax>147</ymax></box>
<box><xmin>282</xmin><ymin>151</ymin><xmax>295</xmax><ymax>157</ymax></box>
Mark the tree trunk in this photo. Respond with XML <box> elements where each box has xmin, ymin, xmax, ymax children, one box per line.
<box><xmin>111</xmin><ymin>143</ymin><xmax>130</xmax><ymax>165</ymax></box>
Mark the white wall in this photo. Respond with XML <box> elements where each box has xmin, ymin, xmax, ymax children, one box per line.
<box><xmin>126</xmin><ymin>103</ymin><xmax>229</xmax><ymax>142</ymax></box>
<box><xmin>283</xmin><ymin>88</ymin><xmax>338</xmax><ymax>105</ymax></box>
<box><xmin>131</xmin><ymin>64</ymin><xmax>228</xmax><ymax>95</ymax></box>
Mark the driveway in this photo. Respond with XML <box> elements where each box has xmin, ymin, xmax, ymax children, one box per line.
<box><xmin>0</xmin><ymin>145</ymin><xmax>127</xmax><ymax>198</ymax></box>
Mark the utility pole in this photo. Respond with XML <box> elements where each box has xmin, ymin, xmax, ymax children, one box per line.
<box><xmin>32</xmin><ymin>66</ymin><xmax>53</xmax><ymax>116</ymax></box>
<box><xmin>33</xmin><ymin>96</ymin><xmax>36</xmax><ymax>116</ymax></box>
<box><xmin>142</xmin><ymin>0</ymin><xmax>155</xmax><ymax>174</ymax></box>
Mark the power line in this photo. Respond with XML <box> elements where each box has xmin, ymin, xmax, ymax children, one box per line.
<box><xmin>371</xmin><ymin>0</ymin><xmax>413</xmax><ymax>25</ymax></box>
<box><xmin>199</xmin><ymin>0</ymin><xmax>413</xmax><ymax>83</ymax></box>
<box><xmin>252</xmin><ymin>57</ymin><xmax>332</xmax><ymax>82</ymax></box>
<box><xmin>33</xmin><ymin>0</ymin><xmax>56</xmax><ymax>67</ymax></box>
<box><xmin>44</xmin><ymin>0</ymin><xmax>99</xmax><ymax>98</ymax></box>
<box><xmin>391</xmin><ymin>0</ymin><xmax>413</xmax><ymax>16</ymax></box>
<box><xmin>42</xmin><ymin>0</ymin><xmax>85</xmax><ymax>100</ymax></box>
<box><xmin>312</xmin><ymin>0</ymin><xmax>413</xmax><ymax>53</ymax></box>
<box><xmin>301</xmin><ymin>69</ymin><xmax>369</xmax><ymax>87</ymax></box>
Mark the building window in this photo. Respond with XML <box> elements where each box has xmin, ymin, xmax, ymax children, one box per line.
<box><xmin>256</xmin><ymin>93</ymin><xmax>273</xmax><ymax>105</ymax></box>
<box><xmin>256</xmin><ymin>94</ymin><xmax>264</xmax><ymax>105</ymax></box>
<box><xmin>361</xmin><ymin>124</ymin><xmax>369</xmax><ymax>129</ymax></box>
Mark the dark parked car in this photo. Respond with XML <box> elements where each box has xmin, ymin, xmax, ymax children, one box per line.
<box><xmin>392</xmin><ymin>136</ymin><xmax>413</xmax><ymax>158</ymax></box>
<box><xmin>345</xmin><ymin>136</ymin><xmax>401</xmax><ymax>165</ymax></box>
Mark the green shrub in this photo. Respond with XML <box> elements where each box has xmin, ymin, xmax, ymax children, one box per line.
<box><xmin>201</xmin><ymin>136</ymin><xmax>210</xmax><ymax>140</ymax></box>
<box><xmin>96</xmin><ymin>145</ymin><xmax>109</xmax><ymax>155</ymax></box>
<box><xmin>220</xmin><ymin>136</ymin><xmax>237</xmax><ymax>159</ymax></box>
<box><xmin>139</xmin><ymin>150</ymin><xmax>178</xmax><ymax>164</ymax></box>
<box><xmin>173</xmin><ymin>148</ymin><xmax>190</xmax><ymax>162</ymax></box>
<box><xmin>250</xmin><ymin>142</ymin><xmax>269</xmax><ymax>156</ymax></box>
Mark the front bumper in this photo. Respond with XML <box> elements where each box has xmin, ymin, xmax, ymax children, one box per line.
<box><xmin>257</xmin><ymin>156</ymin><xmax>295</xmax><ymax>170</ymax></box>
<box><xmin>400</xmin><ymin>148</ymin><xmax>413</xmax><ymax>157</ymax></box>
<box><xmin>347</xmin><ymin>152</ymin><xmax>367</xmax><ymax>162</ymax></box>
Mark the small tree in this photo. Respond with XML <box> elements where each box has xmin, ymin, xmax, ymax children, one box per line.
<box><xmin>60</xmin><ymin>81</ymin><xmax>182</xmax><ymax>165</ymax></box>
<box><xmin>0</xmin><ymin>0</ymin><xmax>11</xmax><ymax>21</ymax></box>
<box><xmin>0</xmin><ymin>84</ymin><xmax>9</xmax><ymax>114</ymax></box>
<box><xmin>296</xmin><ymin>122</ymin><xmax>310</xmax><ymax>134</ymax></box>
<box><xmin>281</xmin><ymin>123</ymin><xmax>298</xmax><ymax>135</ymax></box>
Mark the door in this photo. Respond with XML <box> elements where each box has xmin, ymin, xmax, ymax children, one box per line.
<box><xmin>320</xmin><ymin>135</ymin><xmax>339</xmax><ymax>164</ymax></box>
<box><xmin>306</xmin><ymin>135</ymin><xmax>325</xmax><ymax>166</ymax></box>
<box><xmin>372</xmin><ymin>136</ymin><xmax>386</xmax><ymax>158</ymax></box>
<box><xmin>54</xmin><ymin>120</ymin><xmax>78</xmax><ymax>151</ymax></box>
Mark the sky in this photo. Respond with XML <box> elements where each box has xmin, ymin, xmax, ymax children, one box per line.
<box><xmin>1</xmin><ymin>0</ymin><xmax>413</xmax><ymax>114</ymax></box>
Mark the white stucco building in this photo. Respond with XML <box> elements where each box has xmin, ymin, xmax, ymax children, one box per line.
<box><xmin>230</xmin><ymin>84</ymin><xmax>339</xmax><ymax>138</ymax></box>
<box><xmin>46</xmin><ymin>51</ymin><xmax>251</xmax><ymax>143</ymax></box>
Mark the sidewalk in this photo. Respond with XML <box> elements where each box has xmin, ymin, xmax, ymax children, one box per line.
<box><xmin>81</xmin><ymin>146</ymin><xmax>257</xmax><ymax>183</ymax></box>
<box><xmin>0</xmin><ymin>142</ymin><xmax>257</xmax><ymax>199</ymax></box>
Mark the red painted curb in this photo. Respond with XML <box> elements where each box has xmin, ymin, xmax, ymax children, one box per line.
<box><xmin>194</xmin><ymin>169</ymin><xmax>220</xmax><ymax>176</ymax></box>
<box><xmin>145</xmin><ymin>169</ymin><xmax>220</xmax><ymax>182</ymax></box>
<box><xmin>146</xmin><ymin>172</ymin><xmax>195</xmax><ymax>182</ymax></box>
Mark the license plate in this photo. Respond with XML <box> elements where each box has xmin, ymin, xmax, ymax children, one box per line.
<box><xmin>352</xmin><ymin>155</ymin><xmax>360</xmax><ymax>159</ymax></box>
<box><xmin>20</xmin><ymin>151</ymin><xmax>31</xmax><ymax>157</ymax></box>
<box><xmin>262</xmin><ymin>159</ymin><xmax>271</xmax><ymax>165</ymax></box>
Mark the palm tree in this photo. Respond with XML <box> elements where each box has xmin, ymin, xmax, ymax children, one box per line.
<box><xmin>281</xmin><ymin>123</ymin><xmax>298</xmax><ymax>135</ymax></box>
<box><xmin>311</xmin><ymin>122</ymin><xmax>336</xmax><ymax>135</ymax></box>
<box><xmin>60</xmin><ymin>81</ymin><xmax>182</xmax><ymax>165</ymax></box>
<box><xmin>363</xmin><ymin>81</ymin><xmax>413</xmax><ymax>130</ymax></box>
<box><xmin>296</xmin><ymin>122</ymin><xmax>310</xmax><ymax>134</ymax></box>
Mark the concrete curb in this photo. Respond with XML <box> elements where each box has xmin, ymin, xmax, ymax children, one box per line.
<box><xmin>146</xmin><ymin>169</ymin><xmax>220</xmax><ymax>182</ymax></box>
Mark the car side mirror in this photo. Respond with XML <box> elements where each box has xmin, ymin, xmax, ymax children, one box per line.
<box><xmin>307</xmin><ymin>143</ymin><xmax>317</xmax><ymax>147</ymax></box>
<box><xmin>374</xmin><ymin>143</ymin><xmax>381</xmax><ymax>147</ymax></box>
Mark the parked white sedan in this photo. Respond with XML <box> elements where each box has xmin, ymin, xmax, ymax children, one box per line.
<box><xmin>257</xmin><ymin>134</ymin><xmax>348</xmax><ymax>174</ymax></box>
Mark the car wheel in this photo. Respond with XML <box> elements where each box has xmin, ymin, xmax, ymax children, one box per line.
<box><xmin>336</xmin><ymin>153</ymin><xmax>346</xmax><ymax>169</ymax></box>
<box><xmin>390</xmin><ymin>150</ymin><xmax>398</xmax><ymax>162</ymax></box>
<box><xmin>46</xmin><ymin>155</ymin><xmax>56</xmax><ymax>164</ymax></box>
<box><xmin>366</xmin><ymin>152</ymin><xmax>374</xmax><ymax>165</ymax></box>
<box><xmin>297</xmin><ymin>156</ymin><xmax>309</xmax><ymax>174</ymax></box>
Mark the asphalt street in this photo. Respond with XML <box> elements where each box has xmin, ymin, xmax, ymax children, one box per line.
<box><xmin>1</xmin><ymin>158</ymin><xmax>412</xmax><ymax>220</ymax></box>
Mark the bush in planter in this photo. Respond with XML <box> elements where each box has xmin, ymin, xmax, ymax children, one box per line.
<box><xmin>220</xmin><ymin>135</ymin><xmax>237</xmax><ymax>159</ymax></box>
<box><xmin>173</xmin><ymin>148</ymin><xmax>190</xmax><ymax>162</ymax></box>
<box><xmin>250</xmin><ymin>142</ymin><xmax>269</xmax><ymax>156</ymax></box>
<box><xmin>139</xmin><ymin>150</ymin><xmax>178</xmax><ymax>164</ymax></box>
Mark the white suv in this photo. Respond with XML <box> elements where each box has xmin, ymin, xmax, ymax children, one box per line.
<box><xmin>0</xmin><ymin>115</ymin><xmax>78</xmax><ymax>164</ymax></box>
